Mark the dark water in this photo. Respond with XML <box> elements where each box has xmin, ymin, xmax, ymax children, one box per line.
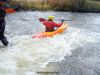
<box><xmin>0</xmin><ymin>11</ymin><xmax>100</xmax><ymax>75</ymax></box>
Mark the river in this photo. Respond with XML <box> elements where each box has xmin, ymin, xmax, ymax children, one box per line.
<box><xmin>0</xmin><ymin>11</ymin><xmax>100</xmax><ymax>75</ymax></box>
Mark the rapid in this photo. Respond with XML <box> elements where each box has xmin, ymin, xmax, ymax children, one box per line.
<box><xmin>0</xmin><ymin>11</ymin><xmax>100</xmax><ymax>75</ymax></box>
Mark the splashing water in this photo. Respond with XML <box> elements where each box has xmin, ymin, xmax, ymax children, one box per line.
<box><xmin>0</xmin><ymin>26</ymin><xmax>97</xmax><ymax>75</ymax></box>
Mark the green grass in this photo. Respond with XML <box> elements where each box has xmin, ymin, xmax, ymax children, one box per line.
<box><xmin>83</xmin><ymin>1</ymin><xmax>100</xmax><ymax>12</ymax></box>
<box><xmin>8</xmin><ymin>0</ymin><xmax>100</xmax><ymax>12</ymax></box>
<box><xmin>8</xmin><ymin>0</ymin><xmax>72</xmax><ymax>11</ymax></box>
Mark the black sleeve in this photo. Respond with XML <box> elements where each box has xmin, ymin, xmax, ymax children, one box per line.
<box><xmin>0</xmin><ymin>9</ymin><xmax>6</xmax><ymax>17</ymax></box>
<box><xmin>0</xmin><ymin>9</ymin><xmax>6</xmax><ymax>21</ymax></box>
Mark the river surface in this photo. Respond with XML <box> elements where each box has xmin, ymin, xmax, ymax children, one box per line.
<box><xmin>0</xmin><ymin>11</ymin><xmax>100</xmax><ymax>75</ymax></box>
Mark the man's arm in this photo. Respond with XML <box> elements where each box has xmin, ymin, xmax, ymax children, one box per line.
<box><xmin>53</xmin><ymin>22</ymin><xmax>63</xmax><ymax>27</ymax></box>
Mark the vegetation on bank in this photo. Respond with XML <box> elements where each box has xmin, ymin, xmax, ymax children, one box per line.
<box><xmin>8</xmin><ymin>0</ymin><xmax>100</xmax><ymax>12</ymax></box>
<box><xmin>83</xmin><ymin>0</ymin><xmax>100</xmax><ymax>12</ymax></box>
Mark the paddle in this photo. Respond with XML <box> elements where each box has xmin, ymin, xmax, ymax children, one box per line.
<box><xmin>4</xmin><ymin>3</ymin><xmax>16</xmax><ymax>13</ymax></box>
<box><xmin>3</xmin><ymin>3</ymin><xmax>16</xmax><ymax>13</ymax></box>
<box><xmin>39</xmin><ymin>18</ymin><xmax>46</xmax><ymax>22</ymax></box>
<box><xmin>5</xmin><ymin>8</ymin><xmax>16</xmax><ymax>13</ymax></box>
<box><xmin>39</xmin><ymin>18</ymin><xmax>73</xmax><ymax>23</ymax></box>
<box><xmin>0</xmin><ymin>1</ymin><xmax>16</xmax><ymax>13</ymax></box>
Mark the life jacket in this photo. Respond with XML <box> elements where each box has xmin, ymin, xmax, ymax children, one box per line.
<box><xmin>43</xmin><ymin>20</ymin><xmax>62</xmax><ymax>32</ymax></box>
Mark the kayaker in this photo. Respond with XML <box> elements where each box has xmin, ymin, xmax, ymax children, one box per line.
<box><xmin>0</xmin><ymin>1</ymin><xmax>9</xmax><ymax>46</ymax></box>
<box><xmin>39</xmin><ymin>16</ymin><xmax>63</xmax><ymax>32</ymax></box>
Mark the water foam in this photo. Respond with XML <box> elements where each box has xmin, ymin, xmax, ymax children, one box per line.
<box><xmin>0</xmin><ymin>27</ymin><xmax>98</xmax><ymax>75</ymax></box>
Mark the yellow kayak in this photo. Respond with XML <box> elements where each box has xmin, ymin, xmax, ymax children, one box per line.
<box><xmin>32</xmin><ymin>23</ymin><xmax>68</xmax><ymax>38</ymax></box>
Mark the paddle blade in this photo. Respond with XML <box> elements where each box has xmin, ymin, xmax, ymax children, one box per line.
<box><xmin>5</xmin><ymin>8</ymin><xmax>16</xmax><ymax>13</ymax></box>
<box><xmin>39</xmin><ymin>18</ymin><xmax>46</xmax><ymax>22</ymax></box>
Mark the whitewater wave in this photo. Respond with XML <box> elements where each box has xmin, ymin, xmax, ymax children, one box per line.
<box><xmin>0</xmin><ymin>27</ymin><xmax>99</xmax><ymax>75</ymax></box>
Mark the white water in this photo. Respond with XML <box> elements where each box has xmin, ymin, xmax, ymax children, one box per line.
<box><xmin>0</xmin><ymin>11</ymin><xmax>100</xmax><ymax>75</ymax></box>
<box><xmin>0</xmin><ymin>27</ymin><xmax>98</xmax><ymax>75</ymax></box>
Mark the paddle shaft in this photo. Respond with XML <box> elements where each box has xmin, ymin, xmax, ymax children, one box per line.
<box><xmin>39</xmin><ymin>18</ymin><xmax>73</xmax><ymax>23</ymax></box>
